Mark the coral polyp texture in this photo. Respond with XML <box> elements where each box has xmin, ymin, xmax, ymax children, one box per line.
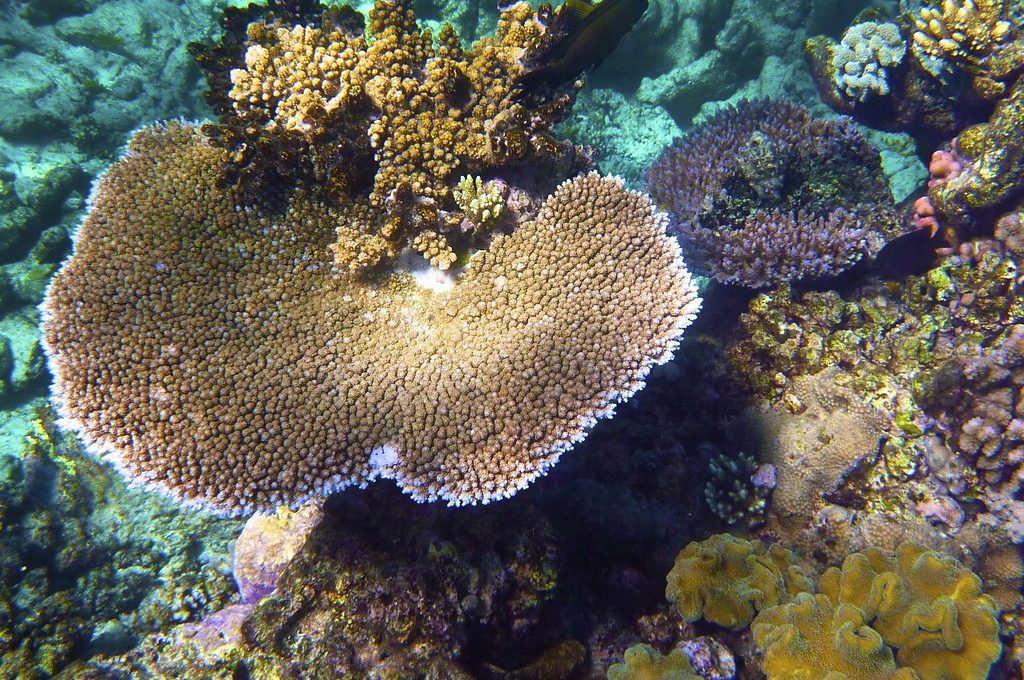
<box><xmin>646</xmin><ymin>99</ymin><xmax>900</xmax><ymax>289</ymax></box>
<box><xmin>40</xmin><ymin>122</ymin><xmax>700</xmax><ymax>515</ymax></box>
<box><xmin>664</xmin><ymin>533</ymin><xmax>812</xmax><ymax>631</ymax></box>
<box><xmin>191</xmin><ymin>0</ymin><xmax>585</xmax><ymax>272</ymax></box>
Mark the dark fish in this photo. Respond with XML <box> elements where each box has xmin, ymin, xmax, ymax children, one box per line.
<box><xmin>518</xmin><ymin>0</ymin><xmax>648</xmax><ymax>92</ymax></box>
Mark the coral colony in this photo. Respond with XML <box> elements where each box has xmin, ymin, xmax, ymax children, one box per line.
<box><xmin>0</xmin><ymin>0</ymin><xmax>1022</xmax><ymax>676</ymax></box>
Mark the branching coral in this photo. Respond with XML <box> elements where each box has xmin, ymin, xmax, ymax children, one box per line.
<box><xmin>646</xmin><ymin>99</ymin><xmax>900</xmax><ymax>288</ymax></box>
<box><xmin>912</xmin><ymin>0</ymin><xmax>1016</xmax><ymax>90</ymax></box>
<box><xmin>834</xmin><ymin>21</ymin><xmax>908</xmax><ymax>102</ymax></box>
<box><xmin>607</xmin><ymin>644</ymin><xmax>701</xmax><ymax>680</ymax></box>
<box><xmin>817</xmin><ymin>543</ymin><xmax>1002</xmax><ymax>680</ymax></box>
<box><xmin>753</xmin><ymin>593</ymin><xmax>920</xmax><ymax>680</ymax></box>
<box><xmin>40</xmin><ymin>122</ymin><xmax>701</xmax><ymax>515</ymax></box>
<box><xmin>703</xmin><ymin>452</ymin><xmax>771</xmax><ymax>527</ymax></box>
<box><xmin>192</xmin><ymin>0</ymin><xmax>585</xmax><ymax>272</ymax></box>
<box><xmin>665</xmin><ymin>534</ymin><xmax>812</xmax><ymax>630</ymax></box>
<box><xmin>454</xmin><ymin>175</ymin><xmax>506</xmax><ymax>232</ymax></box>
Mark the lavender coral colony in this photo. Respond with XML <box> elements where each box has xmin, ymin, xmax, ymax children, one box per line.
<box><xmin>39</xmin><ymin>0</ymin><xmax>699</xmax><ymax>515</ymax></box>
<box><xmin>646</xmin><ymin>99</ymin><xmax>901</xmax><ymax>288</ymax></box>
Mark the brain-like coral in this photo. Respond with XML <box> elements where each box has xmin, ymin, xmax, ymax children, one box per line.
<box><xmin>41</xmin><ymin>122</ymin><xmax>700</xmax><ymax>515</ymax></box>
<box><xmin>817</xmin><ymin>543</ymin><xmax>1002</xmax><ymax>680</ymax></box>
<box><xmin>665</xmin><ymin>533</ymin><xmax>812</xmax><ymax>630</ymax></box>
<box><xmin>607</xmin><ymin>644</ymin><xmax>700</xmax><ymax>680</ymax></box>
<box><xmin>193</xmin><ymin>0</ymin><xmax>584</xmax><ymax>272</ymax></box>
<box><xmin>753</xmin><ymin>593</ymin><xmax>920</xmax><ymax>680</ymax></box>
<box><xmin>646</xmin><ymin>99</ymin><xmax>899</xmax><ymax>288</ymax></box>
<box><xmin>833</xmin><ymin>21</ymin><xmax>907</xmax><ymax>102</ymax></box>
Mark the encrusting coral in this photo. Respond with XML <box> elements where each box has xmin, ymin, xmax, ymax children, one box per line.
<box><xmin>646</xmin><ymin>99</ymin><xmax>900</xmax><ymax>288</ymax></box>
<box><xmin>40</xmin><ymin>122</ymin><xmax>701</xmax><ymax>515</ymax></box>
<box><xmin>664</xmin><ymin>533</ymin><xmax>812</xmax><ymax>630</ymax></box>
<box><xmin>925</xmin><ymin>76</ymin><xmax>1024</xmax><ymax>242</ymax></box>
<box><xmin>606</xmin><ymin>644</ymin><xmax>701</xmax><ymax>680</ymax></box>
<box><xmin>921</xmin><ymin>324</ymin><xmax>1024</xmax><ymax>494</ymax></box>
<box><xmin>192</xmin><ymin>0</ymin><xmax>587</xmax><ymax>273</ymax></box>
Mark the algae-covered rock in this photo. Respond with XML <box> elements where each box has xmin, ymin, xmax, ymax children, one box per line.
<box><xmin>232</xmin><ymin>502</ymin><xmax>324</xmax><ymax>604</ymax></box>
<box><xmin>0</xmin><ymin>403</ymin><xmax>240</xmax><ymax>677</ymax></box>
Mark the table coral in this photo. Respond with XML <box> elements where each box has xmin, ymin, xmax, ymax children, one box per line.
<box><xmin>40</xmin><ymin>122</ymin><xmax>701</xmax><ymax>514</ymax></box>
<box><xmin>646</xmin><ymin>99</ymin><xmax>900</xmax><ymax>288</ymax></box>
<box><xmin>753</xmin><ymin>593</ymin><xmax>920</xmax><ymax>680</ymax></box>
<box><xmin>607</xmin><ymin>643</ymin><xmax>701</xmax><ymax>680</ymax></box>
<box><xmin>665</xmin><ymin>533</ymin><xmax>812</xmax><ymax>630</ymax></box>
<box><xmin>817</xmin><ymin>543</ymin><xmax>1002</xmax><ymax>680</ymax></box>
<box><xmin>192</xmin><ymin>0</ymin><xmax>587</xmax><ymax>273</ymax></box>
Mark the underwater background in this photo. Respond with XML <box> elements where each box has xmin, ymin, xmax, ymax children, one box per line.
<box><xmin>1</xmin><ymin>0</ymin><xmax>1023</xmax><ymax>677</ymax></box>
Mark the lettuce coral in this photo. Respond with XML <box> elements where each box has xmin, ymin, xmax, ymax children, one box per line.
<box><xmin>753</xmin><ymin>593</ymin><xmax>921</xmax><ymax>680</ymax></box>
<box><xmin>665</xmin><ymin>533</ymin><xmax>812</xmax><ymax>630</ymax></box>
<box><xmin>817</xmin><ymin>543</ymin><xmax>1002</xmax><ymax>680</ymax></box>
<box><xmin>40</xmin><ymin>122</ymin><xmax>701</xmax><ymax>514</ymax></box>
<box><xmin>607</xmin><ymin>644</ymin><xmax>700</xmax><ymax>680</ymax></box>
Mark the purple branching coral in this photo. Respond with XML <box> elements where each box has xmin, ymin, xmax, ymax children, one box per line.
<box><xmin>647</xmin><ymin>99</ymin><xmax>901</xmax><ymax>289</ymax></box>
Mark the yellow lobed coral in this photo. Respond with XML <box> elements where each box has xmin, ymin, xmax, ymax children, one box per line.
<box><xmin>817</xmin><ymin>543</ymin><xmax>1002</xmax><ymax>680</ymax></box>
<box><xmin>753</xmin><ymin>593</ymin><xmax>921</xmax><ymax>680</ymax></box>
<box><xmin>41</xmin><ymin>122</ymin><xmax>701</xmax><ymax>514</ymax></box>
<box><xmin>912</xmin><ymin>0</ymin><xmax>1015</xmax><ymax>70</ymax></box>
<box><xmin>606</xmin><ymin>644</ymin><xmax>700</xmax><ymax>680</ymax></box>
<box><xmin>665</xmin><ymin>534</ymin><xmax>813</xmax><ymax>630</ymax></box>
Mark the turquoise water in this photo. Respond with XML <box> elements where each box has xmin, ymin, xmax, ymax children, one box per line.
<box><xmin>0</xmin><ymin>0</ymin><xmax>1021</xmax><ymax>677</ymax></box>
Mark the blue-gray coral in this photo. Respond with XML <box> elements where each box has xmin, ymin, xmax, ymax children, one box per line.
<box><xmin>646</xmin><ymin>99</ymin><xmax>899</xmax><ymax>288</ymax></box>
